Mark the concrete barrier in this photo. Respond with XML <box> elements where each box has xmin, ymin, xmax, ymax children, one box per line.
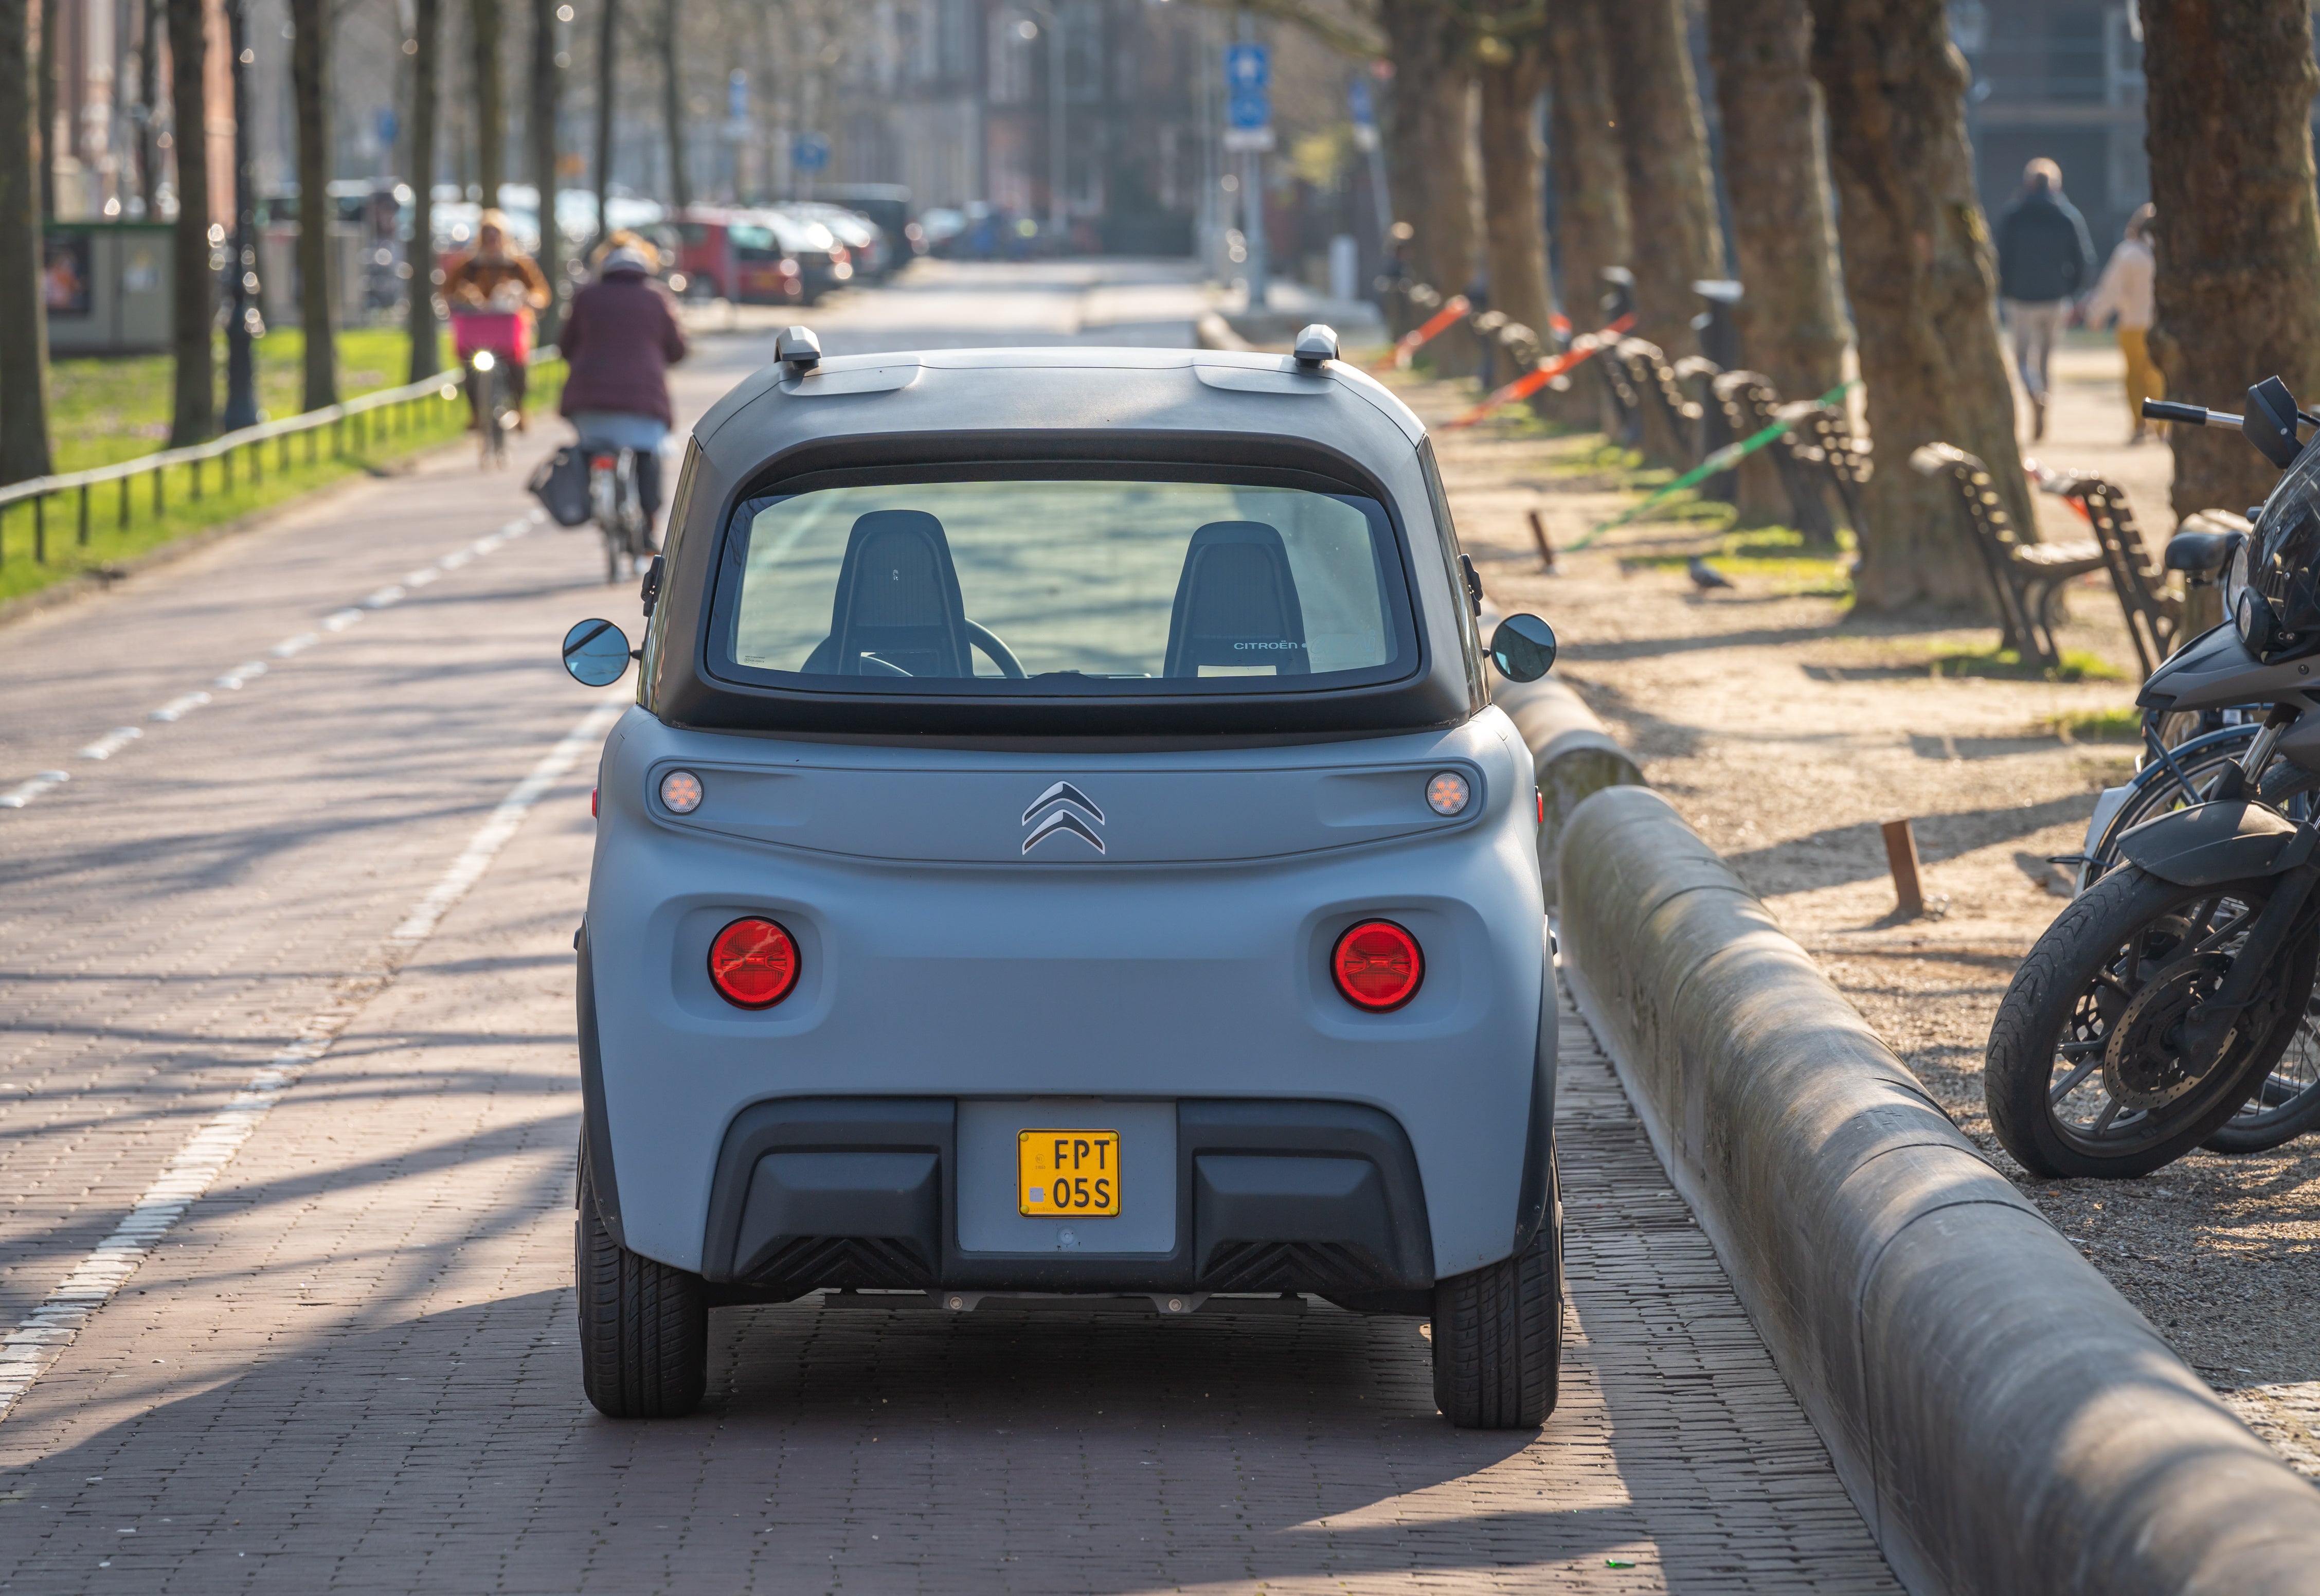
<box><xmin>1493</xmin><ymin>671</ymin><xmax>1643</xmax><ymax>902</ymax></box>
<box><xmin>1554</xmin><ymin>783</ymin><xmax>2320</xmax><ymax>1594</ymax></box>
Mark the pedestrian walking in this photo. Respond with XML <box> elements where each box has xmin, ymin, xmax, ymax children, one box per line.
<box><xmin>2081</xmin><ymin>203</ymin><xmax>2166</xmax><ymax>444</ymax></box>
<box><xmin>1995</xmin><ymin>158</ymin><xmax>2096</xmax><ymax>441</ymax></box>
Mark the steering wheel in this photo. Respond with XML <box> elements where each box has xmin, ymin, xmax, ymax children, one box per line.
<box><xmin>966</xmin><ymin>621</ymin><xmax>1027</xmax><ymax>679</ymax></box>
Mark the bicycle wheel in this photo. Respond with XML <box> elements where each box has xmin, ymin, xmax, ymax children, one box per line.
<box><xmin>2076</xmin><ymin>724</ymin><xmax>2261</xmax><ymax>891</ymax></box>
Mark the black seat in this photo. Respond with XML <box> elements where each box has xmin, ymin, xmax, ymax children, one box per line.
<box><xmin>1163</xmin><ymin>521</ymin><xmax>1310</xmax><ymax>677</ymax></box>
<box><xmin>804</xmin><ymin>510</ymin><xmax>973</xmax><ymax>678</ymax></box>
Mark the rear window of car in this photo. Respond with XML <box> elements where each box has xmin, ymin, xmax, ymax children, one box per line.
<box><xmin>706</xmin><ymin>469</ymin><xmax>1417</xmax><ymax>696</ymax></box>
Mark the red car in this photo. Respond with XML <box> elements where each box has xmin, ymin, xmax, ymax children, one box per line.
<box><xmin>673</xmin><ymin>206</ymin><xmax>805</xmax><ymax>306</ymax></box>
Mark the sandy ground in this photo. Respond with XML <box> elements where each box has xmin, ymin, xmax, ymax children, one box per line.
<box><xmin>1384</xmin><ymin>333</ymin><xmax>2320</xmax><ymax>1477</ymax></box>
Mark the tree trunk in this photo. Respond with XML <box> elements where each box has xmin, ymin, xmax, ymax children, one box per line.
<box><xmin>1707</xmin><ymin>0</ymin><xmax>1846</xmax><ymax>401</ymax></box>
<box><xmin>2141</xmin><ymin>0</ymin><xmax>2320</xmax><ymax>525</ymax></box>
<box><xmin>165</xmin><ymin>0</ymin><xmax>213</xmax><ymax>444</ymax></box>
<box><xmin>0</xmin><ymin>0</ymin><xmax>52</xmax><ymax>481</ymax></box>
<box><xmin>37</xmin><ymin>0</ymin><xmax>56</xmax><ymax>218</ymax></box>
<box><xmin>1477</xmin><ymin>35</ymin><xmax>1553</xmax><ymax>346</ymax></box>
<box><xmin>593</xmin><ymin>0</ymin><xmax>616</xmax><ymax>248</ymax></box>
<box><xmin>135</xmin><ymin>0</ymin><xmax>161</xmax><ymax>212</ymax></box>
<box><xmin>529</xmin><ymin>0</ymin><xmax>561</xmax><ymax>339</ymax></box>
<box><xmin>1809</xmin><ymin>0</ymin><xmax>2028</xmax><ymax>612</ymax></box>
<box><xmin>1545</xmin><ymin>0</ymin><xmax>1629</xmax><ymax>330</ymax></box>
<box><xmin>1607</xmin><ymin>0</ymin><xmax>1724</xmax><ymax>363</ymax></box>
<box><xmin>1379</xmin><ymin>1</ymin><xmax>1476</xmax><ymax>299</ymax></box>
<box><xmin>659</xmin><ymin>0</ymin><xmax>687</xmax><ymax>213</ymax></box>
<box><xmin>407</xmin><ymin>0</ymin><xmax>441</xmax><ymax>381</ymax></box>
<box><xmin>291</xmin><ymin>0</ymin><xmax>335</xmax><ymax>411</ymax></box>
<box><xmin>471</xmin><ymin>0</ymin><xmax>502</xmax><ymax>206</ymax></box>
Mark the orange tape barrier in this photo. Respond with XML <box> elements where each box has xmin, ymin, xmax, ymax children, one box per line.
<box><xmin>1445</xmin><ymin>314</ymin><xmax>1637</xmax><ymax>429</ymax></box>
<box><xmin>1369</xmin><ymin>295</ymin><xmax>1472</xmax><ymax>372</ymax></box>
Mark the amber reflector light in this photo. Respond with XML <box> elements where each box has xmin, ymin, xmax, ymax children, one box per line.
<box><xmin>708</xmin><ymin>917</ymin><xmax>800</xmax><ymax>1009</ymax></box>
<box><xmin>1332</xmin><ymin>920</ymin><xmax>1423</xmax><ymax>1011</ymax></box>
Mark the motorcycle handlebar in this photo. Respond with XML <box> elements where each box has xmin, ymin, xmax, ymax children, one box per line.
<box><xmin>2144</xmin><ymin>399</ymin><xmax>2245</xmax><ymax>427</ymax></box>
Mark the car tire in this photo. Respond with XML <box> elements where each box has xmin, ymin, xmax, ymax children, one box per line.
<box><xmin>576</xmin><ymin>1142</ymin><xmax>709</xmax><ymax>1418</ymax></box>
<box><xmin>1431</xmin><ymin>1147</ymin><xmax>1562</xmax><ymax>1429</ymax></box>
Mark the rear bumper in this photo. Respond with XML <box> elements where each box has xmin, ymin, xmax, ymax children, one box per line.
<box><xmin>692</xmin><ymin>1096</ymin><xmax>1441</xmax><ymax>1307</ymax></box>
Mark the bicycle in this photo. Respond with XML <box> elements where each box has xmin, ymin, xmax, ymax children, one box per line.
<box><xmin>449</xmin><ymin>309</ymin><xmax>528</xmax><ymax>471</ymax></box>
<box><xmin>586</xmin><ymin>443</ymin><xmax>652</xmax><ymax>584</ymax></box>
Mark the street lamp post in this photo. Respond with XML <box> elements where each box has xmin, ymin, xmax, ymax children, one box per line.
<box><xmin>221</xmin><ymin>0</ymin><xmax>263</xmax><ymax>430</ymax></box>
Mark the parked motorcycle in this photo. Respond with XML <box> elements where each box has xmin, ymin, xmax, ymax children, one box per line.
<box><xmin>1987</xmin><ymin>380</ymin><xmax>2320</xmax><ymax>1176</ymax></box>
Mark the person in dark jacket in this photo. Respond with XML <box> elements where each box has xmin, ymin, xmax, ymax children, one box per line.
<box><xmin>558</xmin><ymin>230</ymin><xmax>690</xmax><ymax>531</ymax></box>
<box><xmin>1995</xmin><ymin>158</ymin><xmax>2096</xmax><ymax>440</ymax></box>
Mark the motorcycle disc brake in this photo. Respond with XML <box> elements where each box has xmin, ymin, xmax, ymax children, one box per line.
<box><xmin>2103</xmin><ymin>952</ymin><xmax>2238</xmax><ymax>1110</ymax></box>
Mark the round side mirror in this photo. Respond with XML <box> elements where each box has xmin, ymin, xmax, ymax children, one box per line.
<box><xmin>563</xmin><ymin>618</ymin><xmax>634</xmax><ymax>687</ymax></box>
<box><xmin>1489</xmin><ymin>613</ymin><xmax>1557</xmax><ymax>683</ymax></box>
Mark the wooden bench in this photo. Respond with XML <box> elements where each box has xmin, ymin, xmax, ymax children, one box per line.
<box><xmin>1909</xmin><ymin>442</ymin><xmax>2107</xmax><ymax>668</ymax></box>
<box><xmin>1713</xmin><ymin>370</ymin><xmax>1840</xmax><ymax>546</ymax></box>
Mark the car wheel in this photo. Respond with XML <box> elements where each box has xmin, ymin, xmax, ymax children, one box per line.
<box><xmin>1431</xmin><ymin>1146</ymin><xmax>1562</xmax><ymax>1429</ymax></box>
<box><xmin>576</xmin><ymin>1141</ymin><xmax>708</xmax><ymax>1418</ymax></box>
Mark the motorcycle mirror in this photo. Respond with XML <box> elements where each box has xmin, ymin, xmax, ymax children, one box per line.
<box><xmin>2244</xmin><ymin>376</ymin><xmax>2304</xmax><ymax>469</ymax></box>
<box><xmin>562</xmin><ymin>618</ymin><xmax>634</xmax><ymax>687</ymax></box>
<box><xmin>1488</xmin><ymin>613</ymin><xmax>1557</xmax><ymax>683</ymax></box>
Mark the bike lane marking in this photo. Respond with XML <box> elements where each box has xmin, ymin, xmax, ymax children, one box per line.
<box><xmin>0</xmin><ymin>511</ymin><xmax>547</xmax><ymax>810</ymax></box>
<box><xmin>0</xmin><ymin>696</ymin><xmax>623</xmax><ymax>1422</ymax></box>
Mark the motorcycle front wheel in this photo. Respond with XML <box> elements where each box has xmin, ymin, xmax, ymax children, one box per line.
<box><xmin>1987</xmin><ymin>865</ymin><xmax>2318</xmax><ymax>1178</ymax></box>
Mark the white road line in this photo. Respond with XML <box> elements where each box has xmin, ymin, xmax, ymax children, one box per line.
<box><xmin>148</xmin><ymin>691</ymin><xmax>211</xmax><ymax>723</ymax></box>
<box><xmin>76</xmin><ymin>728</ymin><xmax>141</xmax><ymax>760</ymax></box>
<box><xmin>0</xmin><ymin>772</ymin><xmax>69</xmax><ymax>809</ymax></box>
<box><xmin>0</xmin><ymin>697</ymin><xmax>623</xmax><ymax>1424</ymax></box>
<box><xmin>4</xmin><ymin>512</ymin><xmax>549</xmax><ymax>812</ymax></box>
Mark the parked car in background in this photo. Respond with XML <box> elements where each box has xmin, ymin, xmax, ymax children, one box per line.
<box><xmin>673</xmin><ymin>206</ymin><xmax>806</xmax><ymax>306</ymax></box>
<box><xmin>807</xmin><ymin>183</ymin><xmax>921</xmax><ymax>267</ymax></box>
<box><xmin>919</xmin><ymin>207</ymin><xmax>968</xmax><ymax>258</ymax></box>
<box><xmin>785</xmin><ymin>203</ymin><xmax>889</xmax><ymax>282</ymax></box>
<box><xmin>769</xmin><ymin>211</ymin><xmax>853</xmax><ymax>303</ymax></box>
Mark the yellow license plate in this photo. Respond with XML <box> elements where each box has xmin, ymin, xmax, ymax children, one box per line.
<box><xmin>1018</xmin><ymin>1129</ymin><xmax>1121</xmax><ymax>1216</ymax></box>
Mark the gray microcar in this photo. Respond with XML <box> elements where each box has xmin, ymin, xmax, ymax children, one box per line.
<box><xmin>561</xmin><ymin>325</ymin><xmax>1564</xmax><ymax>1429</ymax></box>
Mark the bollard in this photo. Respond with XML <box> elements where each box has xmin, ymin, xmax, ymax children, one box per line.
<box><xmin>1881</xmin><ymin>818</ymin><xmax>1924</xmax><ymax>917</ymax></box>
<box><xmin>1526</xmin><ymin>509</ymin><xmax>1556</xmax><ymax>572</ymax></box>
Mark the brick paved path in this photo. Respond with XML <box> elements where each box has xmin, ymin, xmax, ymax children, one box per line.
<box><xmin>0</xmin><ymin>266</ymin><xmax>1897</xmax><ymax>1592</ymax></box>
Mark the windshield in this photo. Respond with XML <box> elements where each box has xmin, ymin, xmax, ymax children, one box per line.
<box><xmin>708</xmin><ymin>472</ymin><xmax>1415</xmax><ymax>695</ymax></box>
<box><xmin>2253</xmin><ymin>439</ymin><xmax>2320</xmax><ymax>647</ymax></box>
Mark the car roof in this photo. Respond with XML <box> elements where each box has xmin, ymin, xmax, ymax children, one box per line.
<box><xmin>691</xmin><ymin>345</ymin><xmax>1429</xmax><ymax>478</ymax></box>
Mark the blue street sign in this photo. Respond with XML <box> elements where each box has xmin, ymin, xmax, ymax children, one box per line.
<box><xmin>793</xmin><ymin>132</ymin><xmax>830</xmax><ymax>173</ymax></box>
<box><xmin>728</xmin><ymin>69</ymin><xmax>748</xmax><ymax>121</ymax></box>
<box><xmin>1227</xmin><ymin>90</ymin><xmax>1270</xmax><ymax>131</ymax></box>
<box><xmin>1224</xmin><ymin>43</ymin><xmax>1269</xmax><ymax>91</ymax></box>
<box><xmin>375</xmin><ymin>105</ymin><xmax>399</xmax><ymax>147</ymax></box>
<box><xmin>1347</xmin><ymin>77</ymin><xmax>1374</xmax><ymax>128</ymax></box>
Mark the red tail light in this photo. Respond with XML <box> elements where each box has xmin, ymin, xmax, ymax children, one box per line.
<box><xmin>590</xmin><ymin>454</ymin><xmax>616</xmax><ymax>471</ymax></box>
<box><xmin>1332</xmin><ymin>920</ymin><xmax>1423</xmax><ymax>1011</ymax></box>
<box><xmin>709</xmin><ymin>917</ymin><xmax>801</xmax><ymax>1009</ymax></box>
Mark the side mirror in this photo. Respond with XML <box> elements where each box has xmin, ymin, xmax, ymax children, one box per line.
<box><xmin>1488</xmin><ymin>613</ymin><xmax>1557</xmax><ymax>683</ymax></box>
<box><xmin>563</xmin><ymin>618</ymin><xmax>634</xmax><ymax>687</ymax></box>
<box><xmin>2244</xmin><ymin>376</ymin><xmax>2304</xmax><ymax>469</ymax></box>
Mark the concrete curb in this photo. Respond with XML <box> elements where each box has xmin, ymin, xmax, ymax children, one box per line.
<box><xmin>1493</xmin><ymin>671</ymin><xmax>1643</xmax><ymax>902</ymax></box>
<box><xmin>1554</xmin><ymin>783</ymin><xmax>2320</xmax><ymax>1595</ymax></box>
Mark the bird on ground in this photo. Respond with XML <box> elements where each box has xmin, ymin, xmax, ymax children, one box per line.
<box><xmin>1686</xmin><ymin>557</ymin><xmax>1736</xmax><ymax>593</ymax></box>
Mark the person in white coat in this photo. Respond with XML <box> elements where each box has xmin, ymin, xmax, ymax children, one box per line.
<box><xmin>2080</xmin><ymin>204</ymin><xmax>2164</xmax><ymax>444</ymax></box>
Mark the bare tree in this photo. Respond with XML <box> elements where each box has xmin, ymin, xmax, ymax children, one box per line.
<box><xmin>1707</xmin><ymin>0</ymin><xmax>1845</xmax><ymax>401</ymax></box>
<box><xmin>472</xmin><ymin>0</ymin><xmax>504</xmax><ymax>205</ymax></box>
<box><xmin>292</xmin><ymin>0</ymin><xmax>336</xmax><ymax>410</ymax></box>
<box><xmin>1378</xmin><ymin>0</ymin><xmax>1476</xmax><ymax>299</ymax></box>
<box><xmin>408</xmin><ymin>0</ymin><xmax>443</xmax><ymax>380</ymax></box>
<box><xmin>166</xmin><ymin>0</ymin><xmax>214</xmax><ymax>444</ymax></box>
<box><xmin>0</xmin><ymin>0</ymin><xmax>52</xmax><ymax>481</ymax></box>
<box><xmin>659</xmin><ymin>0</ymin><xmax>688</xmax><ymax>212</ymax></box>
<box><xmin>1608</xmin><ymin>0</ymin><xmax>1724</xmax><ymax>363</ymax></box>
<box><xmin>37</xmin><ymin>0</ymin><xmax>56</xmax><ymax>218</ymax></box>
<box><xmin>2141</xmin><ymin>0</ymin><xmax>2320</xmax><ymax>524</ymax></box>
<box><xmin>1544</xmin><ymin>0</ymin><xmax>1628</xmax><ymax>331</ymax></box>
<box><xmin>1809</xmin><ymin>0</ymin><xmax>2028</xmax><ymax>611</ymax></box>
<box><xmin>594</xmin><ymin>0</ymin><xmax>617</xmax><ymax>246</ymax></box>
<box><xmin>530</xmin><ymin>0</ymin><xmax>563</xmax><ymax>337</ymax></box>
<box><xmin>1475</xmin><ymin>16</ymin><xmax>1553</xmax><ymax>345</ymax></box>
<box><xmin>135</xmin><ymin>0</ymin><xmax>162</xmax><ymax>212</ymax></box>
